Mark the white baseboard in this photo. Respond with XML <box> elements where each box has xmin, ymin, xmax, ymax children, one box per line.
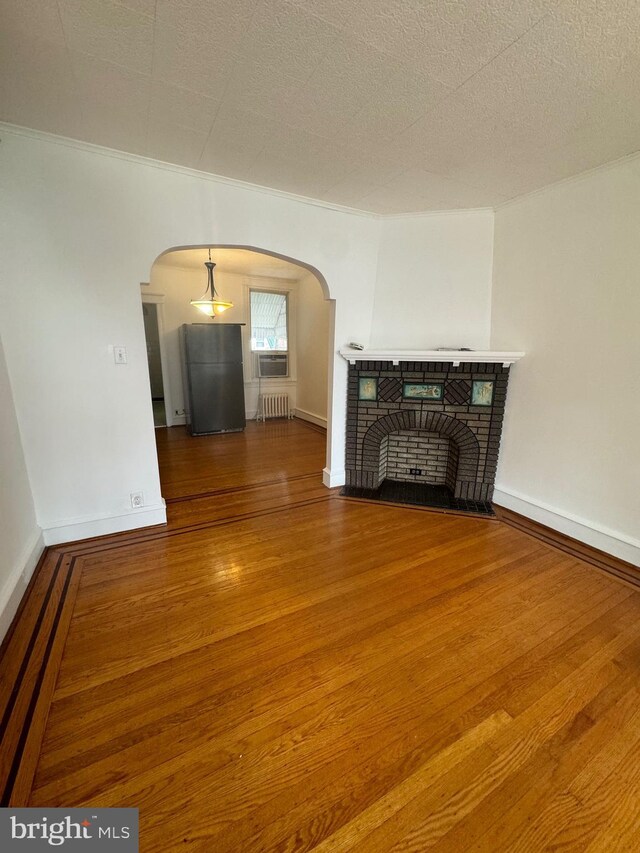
<box><xmin>294</xmin><ymin>408</ymin><xmax>327</xmax><ymax>429</ymax></box>
<box><xmin>493</xmin><ymin>487</ymin><xmax>640</xmax><ymax>567</ymax></box>
<box><xmin>323</xmin><ymin>467</ymin><xmax>345</xmax><ymax>489</ymax></box>
<box><xmin>42</xmin><ymin>502</ymin><xmax>167</xmax><ymax>546</ymax></box>
<box><xmin>0</xmin><ymin>528</ymin><xmax>44</xmax><ymax>643</ymax></box>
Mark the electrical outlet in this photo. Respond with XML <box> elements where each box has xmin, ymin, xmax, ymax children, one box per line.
<box><xmin>114</xmin><ymin>346</ymin><xmax>127</xmax><ymax>364</ymax></box>
<box><xmin>409</xmin><ymin>468</ymin><xmax>422</xmax><ymax>476</ymax></box>
<box><xmin>130</xmin><ymin>491</ymin><xmax>144</xmax><ymax>509</ymax></box>
<box><xmin>174</xmin><ymin>409</ymin><xmax>185</xmax><ymax>416</ymax></box>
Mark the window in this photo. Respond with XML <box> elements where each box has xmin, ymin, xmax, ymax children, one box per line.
<box><xmin>250</xmin><ymin>290</ymin><xmax>288</xmax><ymax>351</ymax></box>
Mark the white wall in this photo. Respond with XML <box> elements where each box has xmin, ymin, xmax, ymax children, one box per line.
<box><xmin>0</xmin><ymin>334</ymin><xmax>42</xmax><ymax>641</ymax></box>
<box><xmin>295</xmin><ymin>271</ymin><xmax>330</xmax><ymax>426</ymax></box>
<box><xmin>0</xmin><ymin>127</ymin><xmax>380</xmax><ymax>538</ymax></box>
<box><xmin>370</xmin><ymin>210</ymin><xmax>495</xmax><ymax>350</ymax></box>
<box><xmin>492</xmin><ymin>156</ymin><xmax>640</xmax><ymax>565</ymax></box>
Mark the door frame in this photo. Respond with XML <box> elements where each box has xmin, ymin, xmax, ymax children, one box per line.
<box><xmin>141</xmin><ymin>291</ymin><xmax>174</xmax><ymax>427</ymax></box>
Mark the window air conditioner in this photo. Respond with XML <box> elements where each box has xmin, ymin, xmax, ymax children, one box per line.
<box><xmin>257</xmin><ymin>353</ymin><xmax>289</xmax><ymax>378</ymax></box>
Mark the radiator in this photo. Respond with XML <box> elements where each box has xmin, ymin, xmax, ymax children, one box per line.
<box><xmin>258</xmin><ymin>393</ymin><xmax>291</xmax><ymax>421</ymax></box>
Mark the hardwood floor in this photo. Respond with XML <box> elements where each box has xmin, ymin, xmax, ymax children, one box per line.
<box><xmin>3</xmin><ymin>419</ymin><xmax>640</xmax><ymax>850</ymax></box>
<box><xmin>156</xmin><ymin>419</ymin><xmax>326</xmax><ymax>500</ymax></box>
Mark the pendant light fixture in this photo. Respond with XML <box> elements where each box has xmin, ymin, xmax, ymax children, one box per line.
<box><xmin>190</xmin><ymin>249</ymin><xmax>233</xmax><ymax>318</ymax></box>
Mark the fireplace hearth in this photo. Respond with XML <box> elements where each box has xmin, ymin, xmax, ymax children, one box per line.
<box><xmin>341</xmin><ymin>481</ymin><xmax>495</xmax><ymax>515</ymax></box>
<box><xmin>339</xmin><ymin>349</ymin><xmax>524</xmax><ymax>516</ymax></box>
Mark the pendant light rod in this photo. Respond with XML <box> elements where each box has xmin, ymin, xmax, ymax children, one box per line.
<box><xmin>205</xmin><ymin>253</ymin><xmax>217</xmax><ymax>300</ymax></box>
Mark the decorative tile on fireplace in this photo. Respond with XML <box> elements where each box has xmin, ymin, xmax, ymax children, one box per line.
<box><xmin>358</xmin><ymin>376</ymin><xmax>378</xmax><ymax>400</ymax></box>
<box><xmin>471</xmin><ymin>380</ymin><xmax>495</xmax><ymax>406</ymax></box>
<box><xmin>402</xmin><ymin>382</ymin><xmax>444</xmax><ymax>400</ymax></box>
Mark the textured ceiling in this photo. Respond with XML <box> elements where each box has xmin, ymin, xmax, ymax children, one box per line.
<box><xmin>2</xmin><ymin>0</ymin><xmax>640</xmax><ymax>213</ymax></box>
<box><xmin>155</xmin><ymin>247</ymin><xmax>304</xmax><ymax>279</ymax></box>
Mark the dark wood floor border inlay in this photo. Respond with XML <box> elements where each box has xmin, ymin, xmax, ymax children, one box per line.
<box><xmin>0</xmin><ymin>555</ymin><xmax>80</xmax><ymax>807</ymax></box>
<box><xmin>0</xmin><ymin>555</ymin><xmax>64</xmax><ymax>734</ymax></box>
<box><xmin>1</xmin><ymin>558</ymin><xmax>76</xmax><ymax>806</ymax></box>
<box><xmin>0</xmin><ymin>549</ymin><xmax>50</xmax><ymax>667</ymax></box>
<box><xmin>495</xmin><ymin>504</ymin><xmax>640</xmax><ymax>589</ymax></box>
<box><xmin>165</xmin><ymin>472</ymin><xmax>320</xmax><ymax>504</ymax></box>
<box><xmin>63</xmin><ymin>494</ymin><xmax>335</xmax><ymax>558</ymax></box>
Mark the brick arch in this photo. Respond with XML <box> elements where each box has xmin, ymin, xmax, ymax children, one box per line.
<box><xmin>361</xmin><ymin>410</ymin><xmax>480</xmax><ymax>497</ymax></box>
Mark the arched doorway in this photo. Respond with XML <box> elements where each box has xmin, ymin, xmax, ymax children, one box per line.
<box><xmin>142</xmin><ymin>245</ymin><xmax>334</xmax><ymax>501</ymax></box>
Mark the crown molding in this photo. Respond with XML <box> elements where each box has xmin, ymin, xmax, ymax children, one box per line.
<box><xmin>4</xmin><ymin>121</ymin><xmax>638</xmax><ymax>220</ymax></box>
<box><xmin>381</xmin><ymin>205</ymin><xmax>495</xmax><ymax>220</ymax></box>
<box><xmin>495</xmin><ymin>146</ymin><xmax>640</xmax><ymax>212</ymax></box>
<box><xmin>0</xmin><ymin>123</ymin><xmax>378</xmax><ymax>219</ymax></box>
<box><xmin>0</xmin><ymin>122</ymin><xmax>492</xmax><ymax>220</ymax></box>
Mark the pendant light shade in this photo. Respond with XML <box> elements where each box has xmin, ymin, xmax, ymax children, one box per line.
<box><xmin>190</xmin><ymin>251</ymin><xmax>233</xmax><ymax>318</ymax></box>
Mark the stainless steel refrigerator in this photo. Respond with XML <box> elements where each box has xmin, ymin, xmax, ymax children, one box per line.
<box><xmin>180</xmin><ymin>324</ymin><xmax>246</xmax><ymax>435</ymax></box>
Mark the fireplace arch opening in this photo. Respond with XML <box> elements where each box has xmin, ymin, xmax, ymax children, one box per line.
<box><xmin>362</xmin><ymin>410</ymin><xmax>480</xmax><ymax>498</ymax></box>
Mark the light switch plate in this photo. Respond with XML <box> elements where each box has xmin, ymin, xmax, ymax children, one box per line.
<box><xmin>114</xmin><ymin>346</ymin><xmax>127</xmax><ymax>364</ymax></box>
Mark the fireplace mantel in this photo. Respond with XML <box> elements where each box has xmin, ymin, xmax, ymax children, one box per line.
<box><xmin>339</xmin><ymin>349</ymin><xmax>525</xmax><ymax>368</ymax></box>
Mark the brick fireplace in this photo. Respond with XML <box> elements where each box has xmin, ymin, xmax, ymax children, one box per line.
<box><xmin>340</xmin><ymin>350</ymin><xmax>523</xmax><ymax>514</ymax></box>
